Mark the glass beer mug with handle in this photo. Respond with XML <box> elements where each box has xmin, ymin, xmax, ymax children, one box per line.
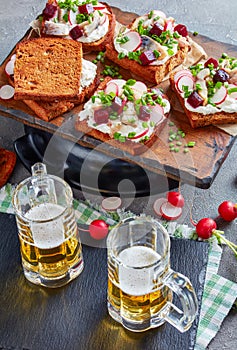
<box><xmin>12</xmin><ymin>162</ymin><xmax>84</xmax><ymax>288</ymax></box>
<box><xmin>107</xmin><ymin>216</ymin><xmax>198</xmax><ymax>332</ymax></box>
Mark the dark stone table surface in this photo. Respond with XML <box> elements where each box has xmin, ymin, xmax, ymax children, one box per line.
<box><xmin>0</xmin><ymin>1</ymin><xmax>237</xmax><ymax>349</ymax></box>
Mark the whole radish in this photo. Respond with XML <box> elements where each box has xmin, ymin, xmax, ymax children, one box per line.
<box><xmin>78</xmin><ymin>219</ymin><xmax>109</xmax><ymax>240</ymax></box>
<box><xmin>193</xmin><ymin>217</ymin><xmax>237</xmax><ymax>258</ymax></box>
<box><xmin>218</xmin><ymin>201</ymin><xmax>237</xmax><ymax>222</ymax></box>
<box><xmin>167</xmin><ymin>191</ymin><xmax>185</xmax><ymax>208</ymax></box>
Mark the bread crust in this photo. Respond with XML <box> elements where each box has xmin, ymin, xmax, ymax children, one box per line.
<box><xmin>14</xmin><ymin>37</ymin><xmax>82</xmax><ymax>101</ymax></box>
<box><xmin>105</xmin><ymin>41</ymin><xmax>188</xmax><ymax>84</ymax></box>
<box><xmin>170</xmin><ymin>73</ymin><xmax>237</xmax><ymax>128</ymax></box>
<box><xmin>74</xmin><ymin>77</ymin><xmax>168</xmax><ymax>156</ymax></box>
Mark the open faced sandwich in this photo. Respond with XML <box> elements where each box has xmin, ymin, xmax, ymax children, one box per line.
<box><xmin>170</xmin><ymin>54</ymin><xmax>237</xmax><ymax>128</ymax></box>
<box><xmin>31</xmin><ymin>0</ymin><xmax>116</xmax><ymax>52</ymax></box>
<box><xmin>75</xmin><ymin>77</ymin><xmax>171</xmax><ymax>155</ymax></box>
<box><xmin>105</xmin><ymin>10</ymin><xmax>194</xmax><ymax>84</ymax></box>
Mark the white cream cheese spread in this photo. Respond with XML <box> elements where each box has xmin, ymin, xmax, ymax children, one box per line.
<box><xmin>31</xmin><ymin>1</ymin><xmax>110</xmax><ymax>43</ymax></box>
<box><xmin>78</xmin><ymin>78</ymin><xmax>170</xmax><ymax>143</ymax></box>
<box><xmin>80</xmin><ymin>59</ymin><xmax>97</xmax><ymax>91</ymax></box>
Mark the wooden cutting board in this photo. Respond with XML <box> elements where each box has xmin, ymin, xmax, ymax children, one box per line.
<box><xmin>0</xmin><ymin>6</ymin><xmax>236</xmax><ymax>188</ymax></box>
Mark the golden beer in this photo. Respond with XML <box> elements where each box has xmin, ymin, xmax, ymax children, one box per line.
<box><xmin>108</xmin><ymin>245</ymin><xmax>172</xmax><ymax>327</ymax></box>
<box><xmin>16</xmin><ymin>202</ymin><xmax>83</xmax><ymax>285</ymax></box>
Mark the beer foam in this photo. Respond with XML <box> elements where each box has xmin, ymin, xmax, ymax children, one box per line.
<box><xmin>25</xmin><ymin>203</ymin><xmax>65</xmax><ymax>249</ymax></box>
<box><xmin>118</xmin><ymin>246</ymin><xmax>160</xmax><ymax>296</ymax></box>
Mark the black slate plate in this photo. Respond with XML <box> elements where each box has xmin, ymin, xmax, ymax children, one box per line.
<box><xmin>0</xmin><ymin>212</ymin><xmax>209</xmax><ymax>350</ymax></box>
<box><xmin>13</xmin><ymin>125</ymin><xmax>178</xmax><ymax>197</ymax></box>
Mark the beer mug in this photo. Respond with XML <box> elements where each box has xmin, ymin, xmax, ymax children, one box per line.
<box><xmin>107</xmin><ymin>216</ymin><xmax>198</xmax><ymax>332</ymax></box>
<box><xmin>12</xmin><ymin>163</ymin><xmax>84</xmax><ymax>288</ymax></box>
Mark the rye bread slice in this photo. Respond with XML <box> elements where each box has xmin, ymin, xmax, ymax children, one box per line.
<box><xmin>14</xmin><ymin>37</ymin><xmax>82</xmax><ymax>101</ymax></box>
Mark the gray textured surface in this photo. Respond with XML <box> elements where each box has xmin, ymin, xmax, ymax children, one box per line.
<box><xmin>0</xmin><ymin>1</ymin><xmax>237</xmax><ymax>349</ymax></box>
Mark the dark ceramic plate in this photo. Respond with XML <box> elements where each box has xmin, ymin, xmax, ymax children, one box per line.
<box><xmin>14</xmin><ymin>125</ymin><xmax>178</xmax><ymax>197</ymax></box>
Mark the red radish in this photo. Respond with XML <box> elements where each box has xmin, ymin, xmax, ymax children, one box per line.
<box><xmin>210</xmin><ymin>85</ymin><xmax>227</xmax><ymax>105</ymax></box>
<box><xmin>150</xmin><ymin>104</ymin><xmax>164</xmax><ymax>124</ymax></box>
<box><xmin>218</xmin><ymin>201</ymin><xmax>237</xmax><ymax>221</ymax></box>
<box><xmin>195</xmin><ymin>218</ymin><xmax>217</xmax><ymax>239</ymax></box>
<box><xmin>108</xmin><ymin>79</ymin><xmax>126</xmax><ymax>95</ymax></box>
<box><xmin>167</xmin><ymin>191</ymin><xmax>185</xmax><ymax>208</ymax></box>
<box><xmin>131</xmin><ymin>81</ymin><xmax>147</xmax><ymax>99</ymax></box>
<box><xmin>176</xmin><ymin>74</ymin><xmax>194</xmax><ymax>93</ymax></box>
<box><xmin>174</xmin><ymin>69</ymin><xmax>192</xmax><ymax>83</ymax></box>
<box><xmin>89</xmin><ymin>219</ymin><xmax>109</xmax><ymax>240</ymax></box>
<box><xmin>119</xmin><ymin>31</ymin><xmax>142</xmax><ymax>52</ymax></box>
<box><xmin>68</xmin><ymin>9</ymin><xmax>78</xmax><ymax>25</ymax></box>
<box><xmin>93</xmin><ymin>5</ymin><xmax>106</xmax><ymax>10</ymax></box>
<box><xmin>164</xmin><ymin>18</ymin><xmax>174</xmax><ymax>31</ymax></box>
<box><xmin>228</xmin><ymin>84</ymin><xmax>237</xmax><ymax>99</ymax></box>
<box><xmin>0</xmin><ymin>85</ymin><xmax>15</xmax><ymax>100</ymax></box>
<box><xmin>191</xmin><ymin>215</ymin><xmax>237</xmax><ymax>256</ymax></box>
<box><xmin>5</xmin><ymin>60</ymin><xmax>15</xmax><ymax>77</ymax></box>
<box><xmin>196</xmin><ymin>68</ymin><xmax>210</xmax><ymax>80</ymax></box>
<box><xmin>153</xmin><ymin>197</ymin><xmax>167</xmax><ymax>216</ymax></box>
<box><xmin>128</xmin><ymin>128</ymin><xmax>149</xmax><ymax>140</ymax></box>
<box><xmin>102</xmin><ymin>197</ymin><xmax>122</xmax><ymax>211</ymax></box>
<box><xmin>10</xmin><ymin>54</ymin><xmax>16</xmax><ymax>62</ymax></box>
<box><xmin>160</xmin><ymin>202</ymin><xmax>182</xmax><ymax>220</ymax></box>
<box><xmin>105</xmin><ymin>81</ymin><xmax>119</xmax><ymax>96</ymax></box>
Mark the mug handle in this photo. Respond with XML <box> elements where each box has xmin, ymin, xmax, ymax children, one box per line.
<box><xmin>163</xmin><ymin>270</ymin><xmax>198</xmax><ymax>332</ymax></box>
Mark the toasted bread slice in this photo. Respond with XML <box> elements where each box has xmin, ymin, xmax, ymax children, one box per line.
<box><xmin>38</xmin><ymin>1</ymin><xmax>116</xmax><ymax>52</ymax></box>
<box><xmin>169</xmin><ymin>55</ymin><xmax>237</xmax><ymax>128</ymax></box>
<box><xmin>23</xmin><ymin>99</ymin><xmax>75</xmax><ymax>121</ymax></box>
<box><xmin>75</xmin><ymin>77</ymin><xmax>170</xmax><ymax>156</ymax></box>
<box><xmin>6</xmin><ymin>51</ymin><xmax>98</xmax><ymax>121</ymax></box>
<box><xmin>14</xmin><ymin>37</ymin><xmax>82</xmax><ymax>101</ymax></box>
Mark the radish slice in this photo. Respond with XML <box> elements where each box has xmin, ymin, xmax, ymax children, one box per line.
<box><xmin>108</xmin><ymin>79</ymin><xmax>126</xmax><ymax>96</ymax></box>
<box><xmin>102</xmin><ymin>196</ymin><xmax>122</xmax><ymax>211</ymax></box>
<box><xmin>68</xmin><ymin>9</ymin><xmax>78</xmax><ymax>25</ymax></box>
<box><xmin>196</xmin><ymin>68</ymin><xmax>210</xmax><ymax>80</ymax></box>
<box><xmin>131</xmin><ymin>81</ymin><xmax>147</xmax><ymax>99</ymax></box>
<box><xmin>174</xmin><ymin>69</ymin><xmax>192</xmax><ymax>83</ymax></box>
<box><xmin>150</xmin><ymin>104</ymin><xmax>164</xmax><ymax>124</ymax></box>
<box><xmin>153</xmin><ymin>197</ymin><xmax>167</xmax><ymax>216</ymax></box>
<box><xmin>105</xmin><ymin>81</ymin><xmax>119</xmax><ymax>96</ymax></box>
<box><xmin>99</xmin><ymin>13</ymin><xmax>107</xmax><ymax>25</ymax></box>
<box><xmin>119</xmin><ymin>31</ymin><xmax>142</xmax><ymax>52</ymax></box>
<box><xmin>160</xmin><ymin>202</ymin><xmax>182</xmax><ymax>220</ymax></box>
<box><xmin>210</xmin><ymin>85</ymin><xmax>227</xmax><ymax>105</ymax></box>
<box><xmin>176</xmin><ymin>74</ymin><xmax>194</xmax><ymax>94</ymax></box>
<box><xmin>5</xmin><ymin>60</ymin><xmax>15</xmax><ymax>76</ymax></box>
<box><xmin>128</xmin><ymin>128</ymin><xmax>149</xmax><ymax>140</ymax></box>
<box><xmin>93</xmin><ymin>5</ymin><xmax>106</xmax><ymax>10</ymax></box>
<box><xmin>228</xmin><ymin>84</ymin><xmax>237</xmax><ymax>99</ymax></box>
<box><xmin>164</xmin><ymin>18</ymin><xmax>174</xmax><ymax>31</ymax></box>
<box><xmin>10</xmin><ymin>54</ymin><xmax>16</xmax><ymax>62</ymax></box>
<box><xmin>0</xmin><ymin>85</ymin><xmax>15</xmax><ymax>100</ymax></box>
